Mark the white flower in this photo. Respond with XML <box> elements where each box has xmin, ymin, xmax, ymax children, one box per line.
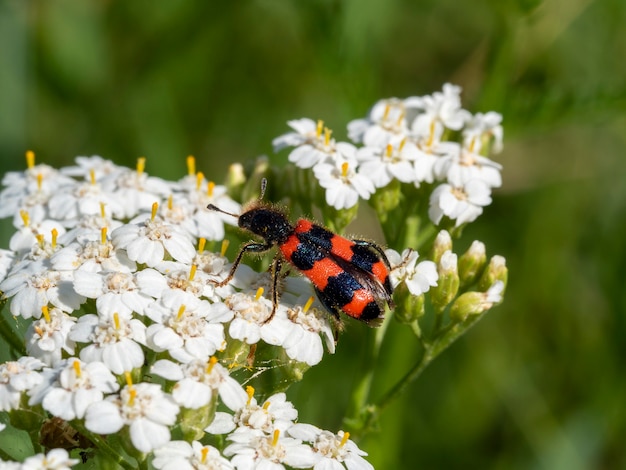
<box><xmin>28</xmin><ymin>358</ymin><xmax>119</xmax><ymax>420</ymax></box>
<box><xmin>21</xmin><ymin>448</ymin><xmax>79</xmax><ymax>470</ymax></box>
<box><xmin>273</xmin><ymin>119</ymin><xmax>351</xmax><ymax>169</ymax></box>
<box><xmin>98</xmin><ymin>162</ymin><xmax>172</xmax><ymax>219</ymax></box>
<box><xmin>85</xmin><ymin>381</ymin><xmax>179</xmax><ymax>453</ymax></box>
<box><xmin>224</xmin><ymin>428</ymin><xmax>318</xmax><ymax>470</ymax></box>
<box><xmin>73</xmin><ymin>269</ymin><xmax>154</xmax><ymax>317</ymax></box>
<box><xmin>136</xmin><ymin>262</ymin><xmax>217</xmax><ymax>301</ymax></box>
<box><xmin>313</xmin><ymin>158</ymin><xmax>375</xmax><ymax>210</ymax></box>
<box><xmin>357</xmin><ymin>138</ymin><xmax>420</xmax><ymax>187</ymax></box>
<box><xmin>429</xmin><ymin>180</ymin><xmax>492</xmax><ymax>227</ymax></box>
<box><xmin>281</xmin><ymin>298</ymin><xmax>335</xmax><ymax>366</ymax></box>
<box><xmin>0</xmin><ymin>357</ymin><xmax>44</xmax><ymax>411</ymax></box>
<box><xmin>145</xmin><ymin>291</ymin><xmax>232</xmax><ymax>362</ymax></box>
<box><xmin>51</xmin><ymin>231</ymin><xmax>136</xmax><ymax>273</ymax></box>
<box><xmin>0</xmin><ymin>261</ymin><xmax>85</xmax><ymax>319</ymax></box>
<box><xmin>26</xmin><ymin>307</ymin><xmax>76</xmax><ymax>366</ymax></box>
<box><xmin>225</xmin><ymin>291</ymin><xmax>286</xmax><ymax>345</ymax></box>
<box><xmin>151</xmin><ymin>358</ymin><xmax>247</xmax><ymax>411</ymax></box>
<box><xmin>111</xmin><ymin>213</ymin><xmax>196</xmax><ymax>267</ymax></box>
<box><xmin>463</xmin><ymin>111</ymin><xmax>504</xmax><ymax>154</ymax></box>
<box><xmin>69</xmin><ymin>312</ymin><xmax>146</xmax><ymax>375</ymax></box>
<box><xmin>288</xmin><ymin>424</ymin><xmax>374</xmax><ymax>470</ymax></box>
<box><xmin>385</xmin><ymin>249</ymin><xmax>438</xmax><ymax>296</ymax></box>
<box><xmin>409</xmin><ymin>83</ymin><xmax>470</xmax><ymax>147</ymax></box>
<box><xmin>348</xmin><ymin>98</ymin><xmax>409</xmax><ymax>147</ymax></box>
<box><xmin>153</xmin><ymin>440</ymin><xmax>234</xmax><ymax>470</ymax></box>
<box><xmin>433</xmin><ymin>142</ymin><xmax>502</xmax><ymax>188</ymax></box>
<box><xmin>178</xmin><ymin>180</ymin><xmax>241</xmax><ymax>241</ymax></box>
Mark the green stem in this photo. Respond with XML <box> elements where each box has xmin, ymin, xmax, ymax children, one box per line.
<box><xmin>356</xmin><ymin>314</ymin><xmax>486</xmax><ymax>436</ymax></box>
<box><xmin>345</xmin><ymin>312</ymin><xmax>392</xmax><ymax>428</ymax></box>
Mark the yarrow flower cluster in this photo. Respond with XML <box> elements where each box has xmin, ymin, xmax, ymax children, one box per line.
<box><xmin>0</xmin><ymin>85</ymin><xmax>507</xmax><ymax>468</ymax></box>
<box><xmin>274</xmin><ymin>83</ymin><xmax>503</xmax><ymax>226</ymax></box>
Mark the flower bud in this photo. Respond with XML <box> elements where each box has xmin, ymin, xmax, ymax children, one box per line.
<box><xmin>450</xmin><ymin>280</ymin><xmax>505</xmax><ymax>322</ymax></box>
<box><xmin>430</xmin><ymin>250</ymin><xmax>459</xmax><ymax>312</ymax></box>
<box><xmin>431</xmin><ymin>230</ymin><xmax>452</xmax><ymax>265</ymax></box>
<box><xmin>458</xmin><ymin>240</ymin><xmax>487</xmax><ymax>288</ymax></box>
<box><xmin>370</xmin><ymin>179</ymin><xmax>401</xmax><ymax>223</ymax></box>
<box><xmin>393</xmin><ymin>282</ymin><xmax>425</xmax><ymax>324</ymax></box>
<box><xmin>478</xmin><ymin>255</ymin><xmax>508</xmax><ymax>293</ymax></box>
<box><xmin>226</xmin><ymin>163</ymin><xmax>246</xmax><ymax>201</ymax></box>
<box><xmin>180</xmin><ymin>400</ymin><xmax>217</xmax><ymax>441</ymax></box>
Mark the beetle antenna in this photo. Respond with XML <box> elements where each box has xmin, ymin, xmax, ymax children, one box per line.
<box><xmin>260</xmin><ymin>178</ymin><xmax>267</xmax><ymax>200</ymax></box>
<box><xmin>206</xmin><ymin>204</ymin><xmax>238</xmax><ymax>218</ymax></box>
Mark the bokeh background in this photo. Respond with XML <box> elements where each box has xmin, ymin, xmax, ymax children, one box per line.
<box><xmin>1</xmin><ymin>0</ymin><xmax>625</xmax><ymax>468</ymax></box>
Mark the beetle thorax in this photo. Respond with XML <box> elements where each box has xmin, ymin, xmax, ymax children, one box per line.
<box><xmin>238</xmin><ymin>207</ymin><xmax>293</xmax><ymax>245</ymax></box>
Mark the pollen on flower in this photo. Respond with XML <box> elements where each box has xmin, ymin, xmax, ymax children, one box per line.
<box><xmin>207</xmin><ymin>181</ymin><xmax>215</xmax><ymax>198</ymax></box>
<box><xmin>151</xmin><ymin>202</ymin><xmax>159</xmax><ymax>221</ymax></box>
<box><xmin>221</xmin><ymin>239</ymin><xmax>229</xmax><ymax>256</ymax></box>
<box><xmin>196</xmin><ymin>171</ymin><xmax>204</xmax><ymax>191</ymax></box>
<box><xmin>26</xmin><ymin>149</ymin><xmax>35</xmax><ymax>168</ymax></box>
<box><xmin>72</xmin><ymin>359</ymin><xmax>81</xmax><ymax>378</ymax></box>
<box><xmin>451</xmin><ymin>186</ymin><xmax>467</xmax><ymax>201</ymax></box>
<box><xmin>136</xmin><ymin>157</ymin><xmax>146</xmax><ymax>175</ymax></box>
<box><xmin>20</xmin><ymin>210</ymin><xmax>30</xmax><ymax>227</ymax></box>
<box><xmin>187</xmin><ymin>155</ymin><xmax>196</xmax><ymax>176</ymax></box>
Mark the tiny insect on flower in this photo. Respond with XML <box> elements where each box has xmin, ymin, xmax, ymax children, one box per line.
<box><xmin>207</xmin><ymin>179</ymin><xmax>394</xmax><ymax>327</ymax></box>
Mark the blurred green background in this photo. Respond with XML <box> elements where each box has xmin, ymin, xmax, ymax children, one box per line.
<box><xmin>1</xmin><ymin>0</ymin><xmax>625</xmax><ymax>468</ymax></box>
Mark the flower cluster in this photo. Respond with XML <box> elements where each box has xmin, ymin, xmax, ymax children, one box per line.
<box><xmin>0</xmin><ymin>154</ymin><xmax>367</xmax><ymax>469</ymax></box>
<box><xmin>274</xmin><ymin>83</ymin><xmax>503</xmax><ymax>226</ymax></box>
<box><xmin>0</xmin><ymin>84</ymin><xmax>507</xmax><ymax>469</ymax></box>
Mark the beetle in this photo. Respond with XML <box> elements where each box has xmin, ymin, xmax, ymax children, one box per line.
<box><xmin>207</xmin><ymin>179</ymin><xmax>393</xmax><ymax>326</ymax></box>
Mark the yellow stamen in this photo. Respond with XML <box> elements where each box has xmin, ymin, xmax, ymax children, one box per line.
<box><xmin>468</xmin><ymin>136</ymin><xmax>476</xmax><ymax>154</ymax></box>
<box><xmin>20</xmin><ymin>210</ymin><xmax>30</xmax><ymax>228</ymax></box>
<box><xmin>136</xmin><ymin>157</ymin><xmax>146</xmax><ymax>175</ymax></box>
<box><xmin>113</xmin><ymin>312</ymin><xmax>121</xmax><ymax>330</ymax></box>
<box><xmin>101</xmin><ymin>227</ymin><xmax>108</xmax><ymax>245</ymax></box>
<box><xmin>151</xmin><ymin>202</ymin><xmax>158</xmax><ymax>221</ymax></box>
<box><xmin>187</xmin><ymin>155</ymin><xmax>196</xmax><ymax>176</ymax></box>
<box><xmin>25</xmin><ymin>150</ymin><xmax>35</xmax><ymax>169</ymax></box>
<box><xmin>341</xmin><ymin>161</ymin><xmax>349</xmax><ymax>178</ymax></box>
<box><xmin>198</xmin><ymin>237</ymin><xmax>206</xmax><ymax>252</ymax></box>
<box><xmin>34</xmin><ymin>326</ymin><xmax>43</xmax><ymax>336</ymax></box>
<box><xmin>263</xmin><ymin>401</ymin><xmax>271</xmax><ymax>411</ymax></box>
<box><xmin>51</xmin><ymin>228</ymin><xmax>58</xmax><ymax>249</ymax></box>
<box><xmin>36</xmin><ymin>173</ymin><xmax>43</xmax><ymax>190</ymax></box>
<box><xmin>167</xmin><ymin>194</ymin><xmax>173</xmax><ymax>210</ymax></box>
<box><xmin>189</xmin><ymin>264</ymin><xmax>197</xmax><ymax>281</ymax></box>
<box><xmin>200</xmin><ymin>447</ymin><xmax>209</xmax><ymax>464</ymax></box>
<box><xmin>395</xmin><ymin>109</ymin><xmax>406</xmax><ymax>126</ymax></box>
<box><xmin>399</xmin><ymin>137</ymin><xmax>407</xmax><ymax>152</ymax></box>
<box><xmin>385</xmin><ymin>143</ymin><xmax>393</xmax><ymax>158</ymax></box>
<box><xmin>99</xmin><ymin>202</ymin><xmax>107</xmax><ymax>218</ymax></box>
<box><xmin>426</xmin><ymin>120</ymin><xmax>436</xmax><ymax>148</ymax></box>
<box><xmin>207</xmin><ymin>181</ymin><xmax>215</xmax><ymax>198</ymax></box>
<box><xmin>255</xmin><ymin>287</ymin><xmax>264</xmax><ymax>301</ymax></box>
<box><xmin>73</xmin><ymin>359</ymin><xmax>81</xmax><ymax>378</ymax></box>
<box><xmin>272</xmin><ymin>429</ymin><xmax>280</xmax><ymax>447</ymax></box>
<box><xmin>177</xmin><ymin>305</ymin><xmax>186</xmax><ymax>320</ymax></box>
<box><xmin>41</xmin><ymin>305</ymin><xmax>51</xmax><ymax>323</ymax></box>
<box><xmin>303</xmin><ymin>296</ymin><xmax>315</xmax><ymax>313</ymax></box>
<box><xmin>382</xmin><ymin>104</ymin><xmax>391</xmax><ymax>120</ymax></box>
<box><xmin>324</xmin><ymin>127</ymin><xmax>332</xmax><ymax>147</ymax></box>
<box><xmin>339</xmin><ymin>431</ymin><xmax>350</xmax><ymax>447</ymax></box>
<box><xmin>246</xmin><ymin>385</ymin><xmax>255</xmax><ymax>405</ymax></box>
<box><xmin>89</xmin><ymin>169</ymin><xmax>96</xmax><ymax>185</ymax></box>
<box><xmin>196</xmin><ymin>172</ymin><xmax>204</xmax><ymax>191</ymax></box>
<box><xmin>220</xmin><ymin>239</ymin><xmax>229</xmax><ymax>257</ymax></box>
<box><xmin>316</xmin><ymin>120</ymin><xmax>324</xmax><ymax>138</ymax></box>
<box><xmin>36</xmin><ymin>234</ymin><xmax>45</xmax><ymax>247</ymax></box>
<box><xmin>128</xmin><ymin>387</ymin><xmax>137</xmax><ymax>407</ymax></box>
<box><xmin>206</xmin><ymin>356</ymin><xmax>218</xmax><ymax>374</ymax></box>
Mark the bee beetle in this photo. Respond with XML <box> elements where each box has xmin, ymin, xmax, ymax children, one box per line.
<box><xmin>207</xmin><ymin>179</ymin><xmax>394</xmax><ymax>327</ymax></box>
